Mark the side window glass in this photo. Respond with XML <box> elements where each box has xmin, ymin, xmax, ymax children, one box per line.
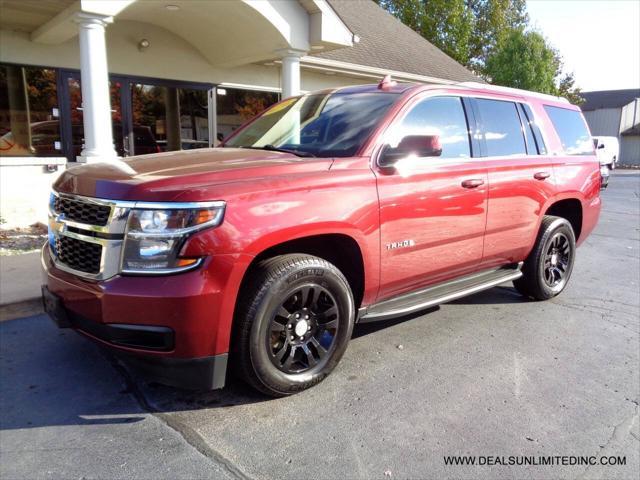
<box><xmin>522</xmin><ymin>103</ymin><xmax>547</xmax><ymax>154</ymax></box>
<box><xmin>543</xmin><ymin>105</ymin><xmax>593</xmax><ymax>155</ymax></box>
<box><xmin>476</xmin><ymin>98</ymin><xmax>527</xmax><ymax>156</ymax></box>
<box><xmin>517</xmin><ymin>104</ymin><xmax>538</xmax><ymax>155</ymax></box>
<box><xmin>388</xmin><ymin>96</ymin><xmax>471</xmax><ymax>158</ymax></box>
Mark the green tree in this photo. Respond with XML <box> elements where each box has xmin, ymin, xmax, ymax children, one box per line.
<box><xmin>484</xmin><ymin>29</ymin><xmax>557</xmax><ymax>91</ymax></box>
<box><xmin>375</xmin><ymin>0</ymin><xmax>583</xmax><ymax>103</ymax></box>
<box><xmin>466</xmin><ymin>0</ymin><xmax>528</xmax><ymax>69</ymax></box>
<box><xmin>375</xmin><ymin>0</ymin><xmax>527</xmax><ymax>68</ymax></box>
<box><xmin>556</xmin><ymin>72</ymin><xmax>584</xmax><ymax>106</ymax></box>
<box><xmin>484</xmin><ymin>29</ymin><xmax>583</xmax><ymax>104</ymax></box>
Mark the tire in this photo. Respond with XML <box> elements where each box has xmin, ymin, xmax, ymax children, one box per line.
<box><xmin>233</xmin><ymin>254</ymin><xmax>355</xmax><ymax>396</ymax></box>
<box><xmin>513</xmin><ymin>216</ymin><xmax>576</xmax><ymax>301</ymax></box>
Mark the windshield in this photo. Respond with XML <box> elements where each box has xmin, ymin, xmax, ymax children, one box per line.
<box><xmin>224</xmin><ymin>92</ymin><xmax>400</xmax><ymax>157</ymax></box>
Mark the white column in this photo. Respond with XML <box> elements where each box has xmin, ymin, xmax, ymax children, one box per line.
<box><xmin>74</xmin><ymin>12</ymin><xmax>117</xmax><ymax>162</ymax></box>
<box><xmin>279</xmin><ymin>50</ymin><xmax>306</xmax><ymax>98</ymax></box>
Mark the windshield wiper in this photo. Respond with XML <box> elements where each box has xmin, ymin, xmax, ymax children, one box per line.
<box><xmin>240</xmin><ymin>144</ymin><xmax>315</xmax><ymax>158</ymax></box>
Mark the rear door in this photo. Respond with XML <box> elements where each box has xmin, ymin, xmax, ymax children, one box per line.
<box><xmin>471</xmin><ymin>97</ymin><xmax>557</xmax><ymax>269</ymax></box>
<box><xmin>374</xmin><ymin>95</ymin><xmax>488</xmax><ymax>300</ymax></box>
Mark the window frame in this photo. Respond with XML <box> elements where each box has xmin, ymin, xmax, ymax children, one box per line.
<box><xmin>470</xmin><ymin>97</ymin><xmax>529</xmax><ymax>158</ymax></box>
<box><xmin>520</xmin><ymin>103</ymin><xmax>548</xmax><ymax>155</ymax></box>
<box><xmin>374</xmin><ymin>93</ymin><xmax>477</xmax><ymax>169</ymax></box>
<box><xmin>516</xmin><ymin>103</ymin><xmax>539</xmax><ymax>155</ymax></box>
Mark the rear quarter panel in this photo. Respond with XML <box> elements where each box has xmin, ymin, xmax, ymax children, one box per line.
<box><xmin>530</xmin><ymin>99</ymin><xmax>601</xmax><ymax>245</ymax></box>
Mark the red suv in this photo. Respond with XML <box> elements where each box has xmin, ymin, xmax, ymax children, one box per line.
<box><xmin>42</xmin><ymin>79</ymin><xmax>602</xmax><ymax>396</ymax></box>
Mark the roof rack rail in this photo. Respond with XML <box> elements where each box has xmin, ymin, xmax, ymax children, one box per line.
<box><xmin>456</xmin><ymin>81</ymin><xmax>570</xmax><ymax>104</ymax></box>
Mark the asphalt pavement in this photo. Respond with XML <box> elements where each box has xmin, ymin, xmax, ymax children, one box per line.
<box><xmin>1</xmin><ymin>171</ymin><xmax>639</xmax><ymax>480</ymax></box>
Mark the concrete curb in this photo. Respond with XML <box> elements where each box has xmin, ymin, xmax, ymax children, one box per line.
<box><xmin>0</xmin><ymin>298</ymin><xmax>43</xmax><ymax>322</ymax></box>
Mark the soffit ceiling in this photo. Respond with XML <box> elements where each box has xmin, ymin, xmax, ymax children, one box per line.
<box><xmin>0</xmin><ymin>0</ymin><xmax>75</xmax><ymax>33</ymax></box>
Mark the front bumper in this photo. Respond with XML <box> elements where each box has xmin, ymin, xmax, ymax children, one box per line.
<box><xmin>41</xmin><ymin>245</ymin><xmax>252</xmax><ymax>390</ymax></box>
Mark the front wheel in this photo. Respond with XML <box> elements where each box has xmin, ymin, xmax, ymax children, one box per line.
<box><xmin>233</xmin><ymin>254</ymin><xmax>355</xmax><ymax>396</ymax></box>
<box><xmin>514</xmin><ymin>216</ymin><xmax>576</xmax><ymax>300</ymax></box>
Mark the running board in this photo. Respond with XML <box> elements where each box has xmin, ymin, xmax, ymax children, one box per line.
<box><xmin>358</xmin><ymin>263</ymin><xmax>523</xmax><ymax>323</ymax></box>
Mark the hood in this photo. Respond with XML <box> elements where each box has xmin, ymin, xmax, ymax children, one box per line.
<box><xmin>54</xmin><ymin>148</ymin><xmax>334</xmax><ymax>201</ymax></box>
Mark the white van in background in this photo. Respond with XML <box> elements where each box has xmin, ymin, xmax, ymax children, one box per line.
<box><xmin>593</xmin><ymin>136</ymin><xmax>620</xmax><ymax>169</ymax></box>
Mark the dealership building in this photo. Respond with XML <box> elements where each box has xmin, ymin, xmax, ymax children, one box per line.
<box><xmin>0</xmin><ymin>0</ymin><xmax>479</xmax><ymax>227</ymax></box>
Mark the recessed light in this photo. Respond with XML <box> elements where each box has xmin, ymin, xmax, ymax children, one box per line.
<box><xmin>138</xmin><ymin>38</ymin><xmax>150</xmax><ymax>51</ymax></box>
<box><xmin>165</xmin><ymin>5</ymin><xmax>179</xmax><ymax>11</ymax></box>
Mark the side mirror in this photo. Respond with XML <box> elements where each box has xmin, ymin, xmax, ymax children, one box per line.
<box><xmin>597</xmin><ymin>144</ymin><xmax>605</xmax><ymax>149</ymax></box>
<box><xmin>380</xmin><ymin>135</ymin><xmax>442</xmax><ymax>166</ymax></box>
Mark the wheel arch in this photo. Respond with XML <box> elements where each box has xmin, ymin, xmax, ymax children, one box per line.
<box><xmin>544</xmin><ymin>197</ymin><xmax>583</xmax><ymax>242</ymax></box>
<box><xmin>241</xmin><ymin>233</ymin><xmax>366</xmax><ymax>310</ymax></box>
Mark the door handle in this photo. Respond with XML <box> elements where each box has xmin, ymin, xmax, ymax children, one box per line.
<box><xmin>534</xmin><ymin>171</ymin><xmax>551</xmax><ymax>180</ymax></box>
<box><xmin>461</xmin><ymin>178</ymin><xmax>485</xmax><ymax>188</ymax></box>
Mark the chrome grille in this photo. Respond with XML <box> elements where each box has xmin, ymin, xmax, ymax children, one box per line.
<box><xmin>48</xmin><ymin>192</ymin><xmax>219</xmax><ymax>280</ymax></box>
<box><xmin>54</xmin><ymin>236</ymin><xmax>102</xmax><ymax>274</ymax></box>
<box><xmin>49</xmin><ymin>192</ymin><xmax>129</xmax><ymax>280</ymax></box>
<box><xmin>53</xmin><ymin>195</ymin><xmax>111</xmax><ymax>226</ymax></box>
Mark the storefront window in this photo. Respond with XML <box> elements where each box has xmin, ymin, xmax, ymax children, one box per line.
<box><xmin>216</xmin><ymin>87</ymin><xmax>279</xmax><ymax>143</ymax></box>
<box><xmin>0</xmin><ymin>64</ymin><xmax>62</xmax><ymax>157</ymax></box>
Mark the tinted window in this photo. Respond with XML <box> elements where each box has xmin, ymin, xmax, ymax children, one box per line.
<box><xmin>476</xmin><ymin>99</ymin><xmax>526</xmax><ymax>156</ymax></box>
<box><xmin>544</xmin><ymin>105</ymin><xmax>593</xmax><ymax>155</ymax></box>
<box><xmin>390</xmin><ymin>96</ymin><xmax>470</xmax><ymax>158</ymax></box>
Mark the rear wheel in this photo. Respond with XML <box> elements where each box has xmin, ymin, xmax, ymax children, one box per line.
<box><xmin>233</xmin><ymin>254</ymin><xmax>355</xmax><ymax>396</ymax></box>
<box><xmin>514</xmin><ymin>216</ymin><xmax>576</xmax><ymax>300</ymax></box>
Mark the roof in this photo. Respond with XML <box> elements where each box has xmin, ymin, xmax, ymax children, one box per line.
<box><xmin>580</xmin><ymin>89</ymin><xmax>640</xmax><ymax>111</ymax></box>
<box><xmin>315</xmin><ymin>0</ymin><xmax>481</xmax><ymax>83</ymax></box>
<box><xmin>334</xmin><ymin>82</ymin><xmax>418</xmax><ymax>95</ymax></box>
<box><xmin>621</xmin><ymin>124</ymin><xmax>640</xmax><ymax>136</ymax></box>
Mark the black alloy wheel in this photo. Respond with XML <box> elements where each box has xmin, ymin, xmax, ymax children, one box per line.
<box><xmin>268</xmin><ymin>285</ymin><xmax>339</xmax><ymax>374</ymax></box>
<box><xmin>542</xmin><ymin>232</ymin><xmax>571</xmax><ymax>288</ymax></box>
<box><xmin>233</xmin><ymin>254</ymin><xmax>355</xmax><ymax>396</ymax></box>
<box><xmin>514</xmin><ymin>215</ymin><xmax>576</xmax><ymax>300</ymax></box>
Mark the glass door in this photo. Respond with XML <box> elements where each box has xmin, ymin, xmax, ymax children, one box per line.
<box><xmin>59</xmin><ymin>70</ymin><xmax>124</xmax><ymax>161</ymax></box>
<box><xmin>130</xmin><ymin>82</ymin><xmax>210</xmax><ymax>153</ymax></box>
<box><xmin>59</xmin><ymin>71</ymin><xmax>213</xmax><ymax>160</ymax></box>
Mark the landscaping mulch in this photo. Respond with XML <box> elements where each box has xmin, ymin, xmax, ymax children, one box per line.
<box><xmin>0</xmin><ymin>223</ymin><xmax>48</xmax><ymax>255</ymax></box>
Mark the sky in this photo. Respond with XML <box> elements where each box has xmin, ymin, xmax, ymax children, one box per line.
<box><xmin>526</xmin><ymin>0</ymin><xmax>640</xmax><ymax>92</ymax></box>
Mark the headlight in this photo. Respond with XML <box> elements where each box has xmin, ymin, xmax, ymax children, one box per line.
<box><xmin>121</xmin><ymin>202</ymin><xmax>225</xmax><ymax>274</ymax></box>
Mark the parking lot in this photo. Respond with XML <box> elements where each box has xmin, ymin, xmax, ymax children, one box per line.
<box><xmin>1</xmin><ymin>172</ymin><xmax>638</xmax><ymax>480</ymax></box>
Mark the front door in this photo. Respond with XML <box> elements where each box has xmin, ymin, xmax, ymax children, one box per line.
<box><xmin>374</xmin><ymin>95</ymin><xmax>488</xmax><ymax>300</ymax></box>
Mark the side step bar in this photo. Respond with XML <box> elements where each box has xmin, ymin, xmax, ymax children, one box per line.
<box><xmin>358</xmin><ymin>263</ymin><xmax>523</xmax><ymax>323</ymax></box>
